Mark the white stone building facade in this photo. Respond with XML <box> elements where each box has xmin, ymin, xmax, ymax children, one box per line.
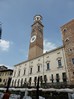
<box><xmin>11</xmin><ymin>15</ymin><xmax>74</xmax><ymax>87</ymax></box>
<box><xmin>11</xmin><ymin>46</ymin><xmax>69</xmax><ymax>87</ymax></box>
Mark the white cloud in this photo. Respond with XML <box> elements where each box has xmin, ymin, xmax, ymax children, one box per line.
<box><xmin>0</xmin><ymin>39</ymin><xmax>10</xmax><ymax>51</ymax></box>
<box><xmin>43</xmin><ymin>39</ymin><xmax>57</xmax><ymax>53</ymax></box>
<box><xmin>7</xmin><ymin>65</ymin><xmax>13</xmax><ymax>69</ymax></box>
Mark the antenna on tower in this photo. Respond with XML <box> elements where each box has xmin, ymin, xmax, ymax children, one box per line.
<box><xmin>0</xmin><ymin>22</ymin><xmax>2</xmax><ymax>40</ymax></box>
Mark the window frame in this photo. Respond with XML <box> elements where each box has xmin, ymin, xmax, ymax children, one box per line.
<box><xmin>56</xmin><ymin>74</ymin><xmax>60</xmax><ymax>83</ymax></box>
<box><xmin>38</xmin><ymin>65</ymin><xmax>40</xmax><ymax>72</ymax></box>
<box><xmin>57</xmin><ymin>57</ymin><xmax>62</xmax><ymax>68</ymax></box>
<box><xmin>23</xmin><ymin>68</ymin><xmax>26</xmax><ymax>75</ymax></box>
<box><xmin>30</xmin><ymin>67</ymin><xmax>32</xmax><ymax>74</ymax></box>
<box><xmin>47</xmin><ymin>62</ymin><xmax>50</xmax><ymax>70</ymax></box>
<box><xmin>72</xmin><ymin>58</ymin><xmax>74</xmax><ymax>64</ymax></box>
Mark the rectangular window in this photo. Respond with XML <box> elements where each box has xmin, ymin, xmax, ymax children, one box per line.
<box><xmin>18</xmin><ymin>70</ymin><xmax>20</xmax><ymax>77</ymax></box>
<box><xmin>25</xmin><ymin>78</ymin><xmax>27</xmax><ymax>82</ymax></box>
<box><xmin>72</xmin><ymin>58</ymin><xmax>74</xmax><ymax>64</ymax></box>
<box><xmin>58</xmin><ymin>60</ymin><xmax>62</xmax><ymax>67</ymax></box>
<box><xmin>47</xmin><ymin>63</ymin><xmax>50</xmax><ymax>70</ymax></box>
<box><xmin>44</xmin><ymin>75</ymin><xmax>47</xmax><ymax>83</ymax></box>
<box><xmin>50</xmin><ymin>74</ymin><xmax>54</xmax><ymax>83</ymax></box>
<box><xmin>56</xmin><ymin>74</ymin><xmax>60</xmax><ymax>82</ymax></box>
<box><xmin>40</xmin><ymin>76</ymin><xmax>42</xmax><ymax>81</ymax></box>
<box><xmin>29</xmin><ymin>77</ymin><xmax>32</xmax><ymax>85</ymax></box>
<box><xmin>62</xmin><ymin>72</ymin><xmax>67</xmax><ymax>82</ymax></box>
<box><xmin>38</xmin><ymin>66</ymin><xmax>40</xmax><ymax>72</ymax></box>
<box><xmin>30</xmin><ymin>68</ymin><xmax>32</xmax><ymax>74</ymax></box>
<box><xmin>24</xmin><ymin>78</ymin><xmax>27</xmax><ymax>83</ymax></box>
<box><xmin>34</xmin><ymin>77</ymin><xmax>37</xmax><ymax>82</ymax></box>
<box><xmin>51</xmin><ymin>74</ymin><xmax>53</xmax><ymax>79</ymax></box>
<box><xmin>24</xmin><ymin>69</ymin><xmax>26</xmax><ymax>75</ymax></box>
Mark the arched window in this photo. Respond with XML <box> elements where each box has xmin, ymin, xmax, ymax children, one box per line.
<box><xmin>12</xmin><ymin>80</ymin><xmax>14</xmax><ymax>87</ymax></box>
<box><xmin>29</xmin><ymin>77</ymin><xmax>32</xmax><ymax>86</ymax></box>
<box><xmin>24</xmin><ymin>78</ymin><xmax>26</xmax><ymax>85</ymax></box>
<box><xmin>14</xmin><ymin>80</ymin><xmax>17</xmax><ymax>87</ymax></box>
<box><xmin>17</xmin><ymin>79</ymin><xmax>20</xmax><ymax>87</ymax></box>
<box><xmin>62</xmin><ymin>28</ymin><xmax>67</xmax><ymax>32</ymax></box>
<box><xmin>50</xmin><ymin>74</ymin><xmax>54</xmax><ymax>83</ymax></box>
<box><xmin>21</xmin><ymin>78</ymin><xmax>23</xmax><ymax>87</ymax></box>
<box><xmin>34</xmin><ymin>77</ymin><xmax>37</xmax><ymax>86</ymax></box>
<box><xmin>39</xmin><ymin>76</ymin><xmax>43</xmax><ymax>87</ymax></box>
<box><xmin>23</xmin><ymin>78</ymin><xmax>27</xmax><ymax>87</ymax></box>
<box><xmin>56</xmin><ymin>57</ymin><xmax>62</xmax><ymax>68</ymax></box>
<box><xmin>44</xmin><ymin>75</ymin><xmax>47</xmax><ymax>84</ymax></box>
<box><xmin>56</xmin><ymin>74</ymin><xmax>60</xmax><ymax>83</ymax></box>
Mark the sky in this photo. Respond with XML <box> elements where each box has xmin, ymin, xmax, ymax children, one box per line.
<box><xmin>0</xmin><ymin>0</ymin><xmax>74</xmax><ymax>69</ymax></box>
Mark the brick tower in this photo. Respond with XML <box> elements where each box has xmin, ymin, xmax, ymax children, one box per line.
<box><xmin>61</xmin><ymin>19</ymin><xmax>74</xmax><ymax>85</ymax></box>
<box><xmin>28</xmin><ymin>15</ymin><xmax>44</xmax><ymax>60</ymax></box>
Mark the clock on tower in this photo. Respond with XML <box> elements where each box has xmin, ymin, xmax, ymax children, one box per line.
<box><xmin>28</xmin><ymin>15</ymin><xmax>44</xmax><ymax>60</ymax></box>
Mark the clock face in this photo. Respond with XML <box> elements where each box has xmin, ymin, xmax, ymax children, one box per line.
<box><xmin>30</xmin><ymin>35</ymin><xmax>36</xmax><ymax>43</ymax></box>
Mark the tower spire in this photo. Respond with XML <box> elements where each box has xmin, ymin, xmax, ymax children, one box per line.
<box><xmin>0</xmin><ymin>22</ymin><xmax>2</xmax><ymax>40</ymax></box>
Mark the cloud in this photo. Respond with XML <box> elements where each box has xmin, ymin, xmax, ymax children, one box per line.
<box><xmin>43</xmin><ymin>39</ymin><xmax>57</xmax><ymax>53</ymax></box>
<box><xmin>0</xmin><ymin>39</ymin><xmax>10</xmax><ymax>51</ymax></box>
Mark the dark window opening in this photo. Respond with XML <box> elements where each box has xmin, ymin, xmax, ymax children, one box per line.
<box><xmin>18</xmin><ymin>79</ymin><xmax>20</xmax><ymax>87</ymax></box>
<box><xmin>0</xmin><ymin>78</ymin><xmax>2</xmax><ymax>82</ymax></box>
<box><xmin>34</xmin><ymin>77</ymin><xmax>37</xmax><ymax>86</ymax></box>
<box><xmin>72</xmin><ymin>58</ymin><xmax>74</xmax><ymax>64</ymax></box>
<box><xmin>56</xmin><ymin>74</ymin><xmax>60</xmax><ymax>82</ymax></box>
<box><xmin>39</xmin><ymin>76</ymin><xmax>43</xmax><ymax>82</ymax></box>
<box><xmin>38</xmin><ymin>66</ymin><xmax>40</xmax><ymax>72</ymax></box>
<box><xmin>12</xmin><ymin>80</ymin><xmax>14</xmax><ymax>86</ymax></box>
<box><xmin>30</xmin><ymin>68</ymin><xmax>32</xmax><ymax>74</ymax></box>
<box><xmin>29</xmin><ymin>77</ymin><xmax>32</xmax><ymax>86</ymax></box>
<box><xmin>24</xmin><ymin>78</ymin><xmax>27</xmax><ymax>85</ymax></box>
<box><xmin>58</xmin><ymin>60</ymin><xmax>62</xmax><ymax>68</ymax></box>
<box><xmin>14</xmin><ymin>80</ymin><xmax>16</xmax><ymax>86</ymax></box>
<box><xmin>44</xmin><ymin>75</ymin><xmax>47</xmax><ymax>83</ymax></box>
<box><xmin>3</xmin><ymin>79</ymin><xmax>5</xmax><ymax>82</ymax></box>
<box><xmin>47</xmin><ymin>63</ymin><xmax>50</xmax><ymax>70</ymax></box>
<box><xmin>62</xmin><ymin>72</ymin><xmax>67</xmax><ymax>82</ymax></box>
<box><xmin>50</xmin><ymin>74</ymin><xmax>54</xmax><ymax>83</ymax></box>
<box><xmin>24</xmin><ymin>69</ymin><xmax>26</xmax><ymax>75</ymax></box>
<box><xmin>21</xmin><ymin>79</ymin><xmax>23</xmax><ymax>86</ymax></box>
<box><xmin>63</xmin><ymin>28</ymin><xmax>67</xmax><ymax>32</ymax></box>
<box><xmin>65</xmin><ymin>38</ymin><xmax>69</xmax><ymax>42</ymax></box>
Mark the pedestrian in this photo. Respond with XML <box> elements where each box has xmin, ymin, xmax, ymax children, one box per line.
<box><xmin>2</xmin><ymin>90</ymin><xmax>10</xmax><ymax>99</ymax></box>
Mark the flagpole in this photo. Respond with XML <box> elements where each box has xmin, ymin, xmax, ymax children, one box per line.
<box><xmin>36</xmin><ymin>77</ymin><xmax>39</xmax><ymax>99</ymax></box>
<box><xmin>0</xmin><ymin>22</ymin><xmax>2</xmax><ymax>40</ymax></box>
